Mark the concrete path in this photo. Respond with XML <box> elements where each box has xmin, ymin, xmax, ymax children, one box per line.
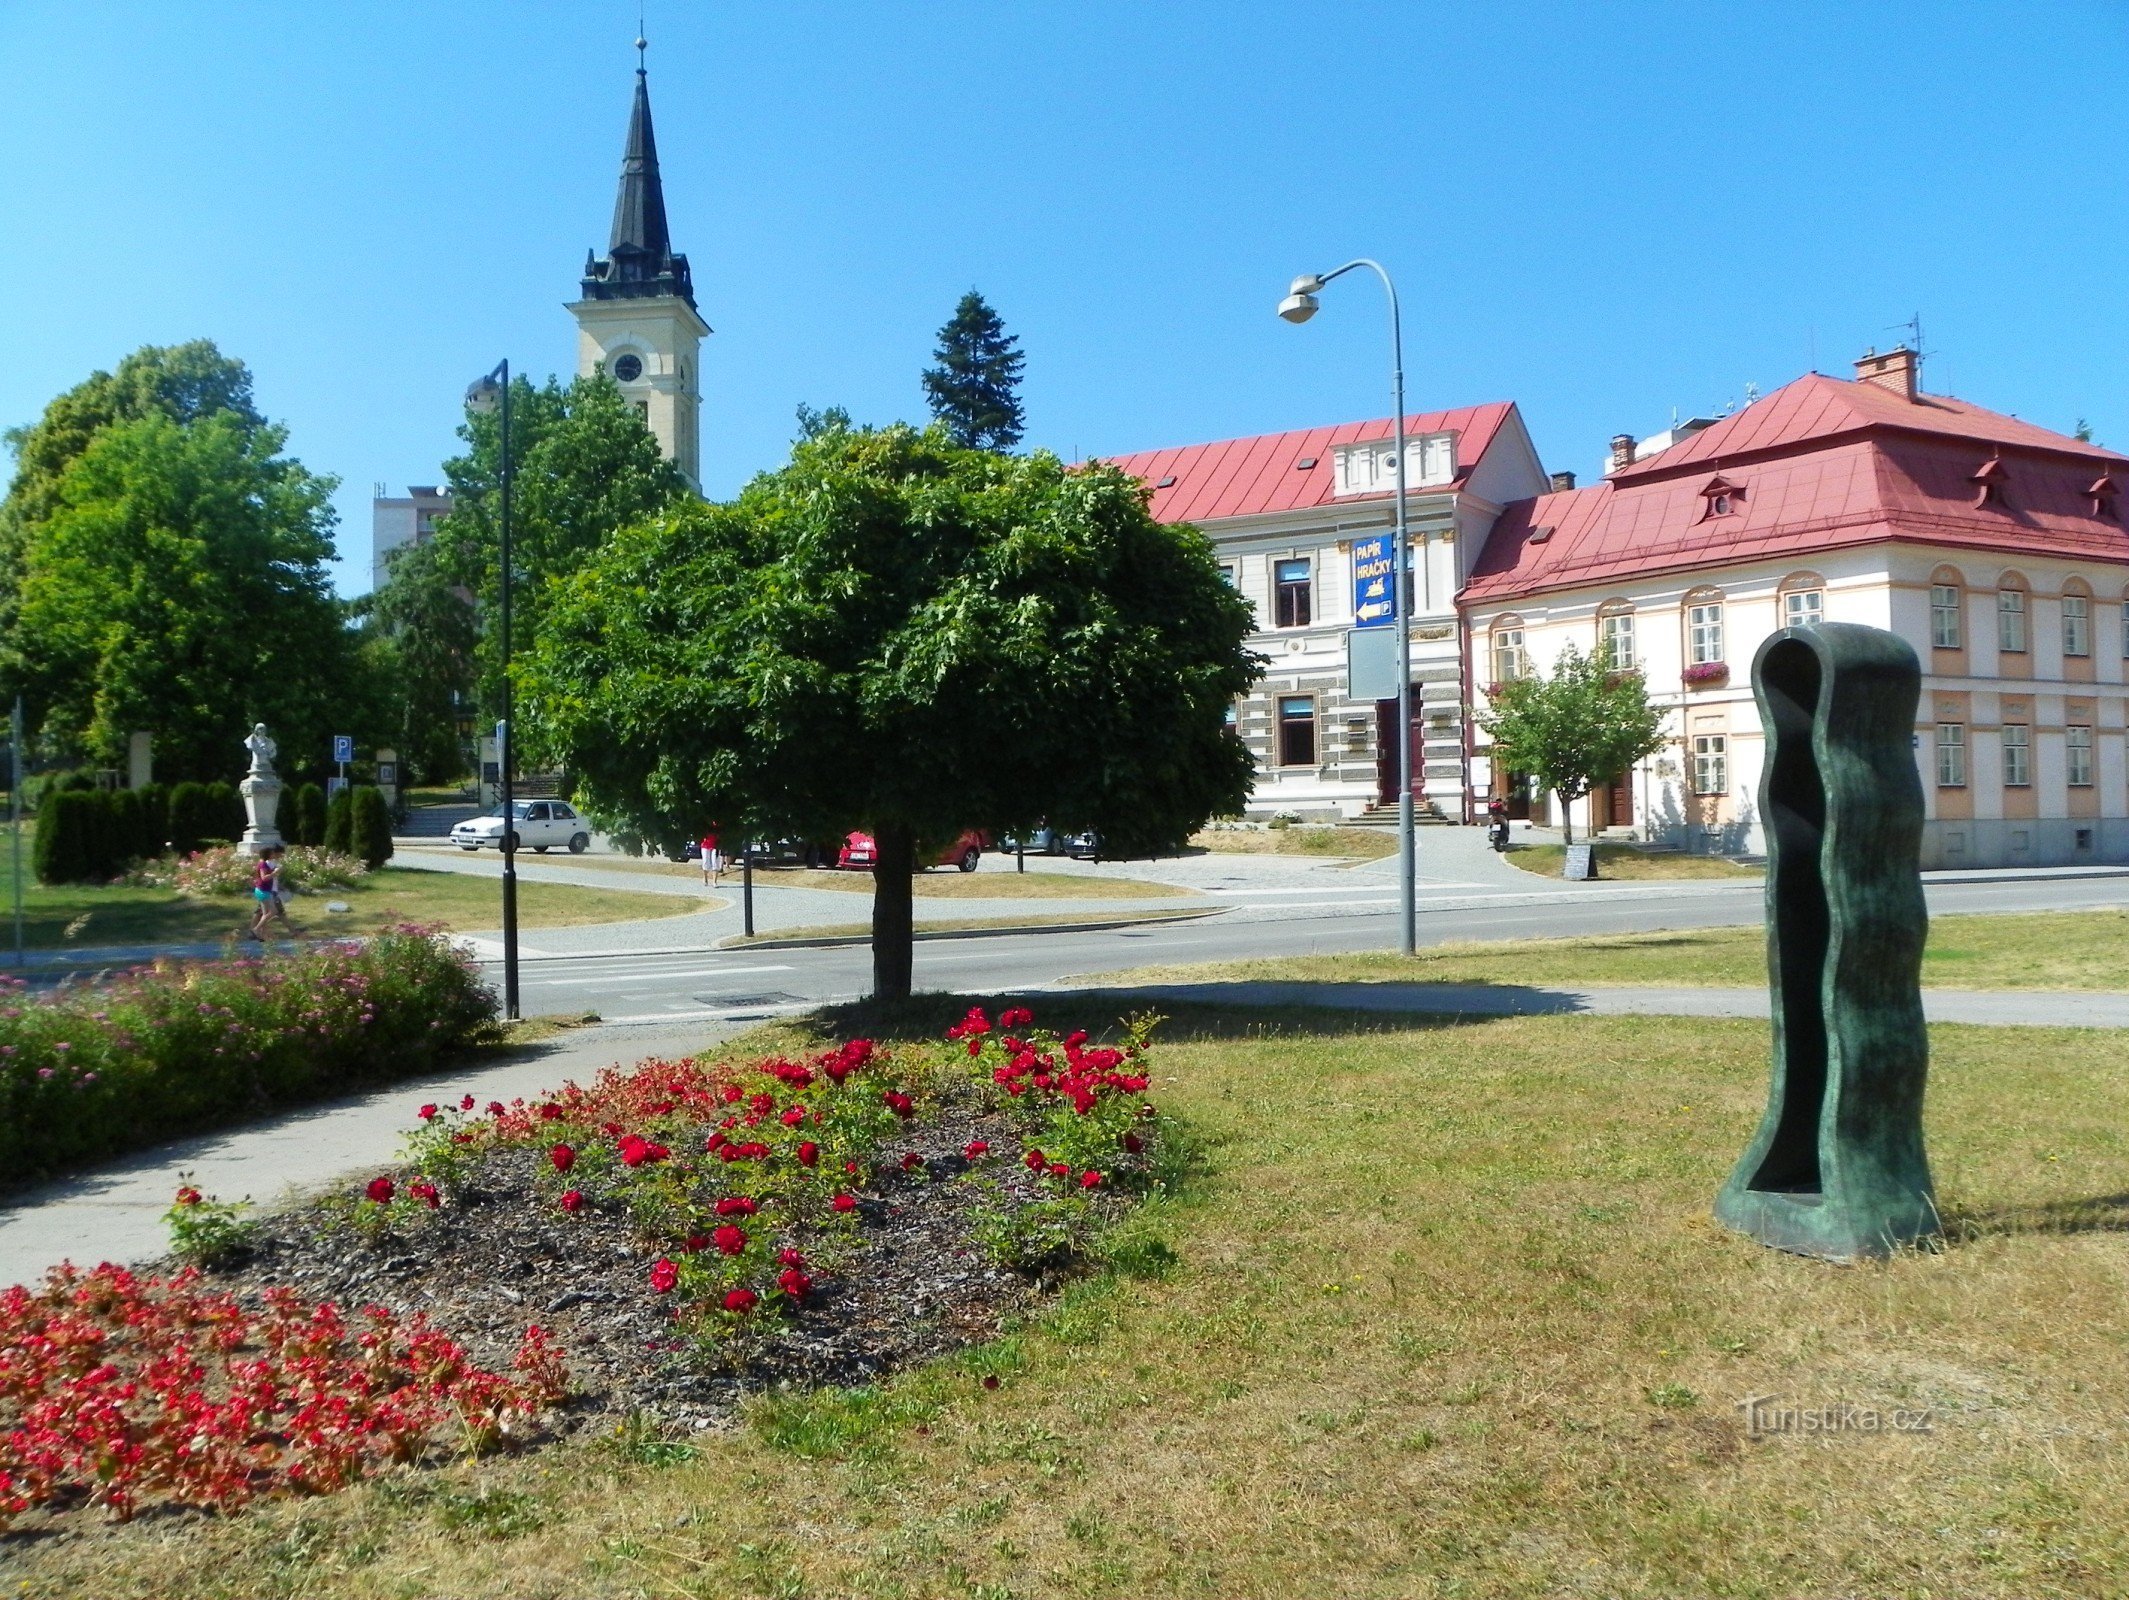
<box><xmin>0</xmin><ymin>1016</ymin><xmax>741</xmax><ymax>1291</ymax></box>
<box><xmin>1074</xmin><ymin>979</ymin><xmax>2129</xmax><ymax>1029</ymax></box>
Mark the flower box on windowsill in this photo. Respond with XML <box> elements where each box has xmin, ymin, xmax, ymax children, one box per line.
<box><xmin>1682</xmin><ymin>661</ymin><xmax>1729</xmax><ymax>688</ymax></box>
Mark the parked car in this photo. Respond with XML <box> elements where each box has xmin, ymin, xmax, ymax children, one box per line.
<box><xmin>838</xmin><ymin>828</ymin><xmax>989</xmax><ymax>873</ymax></box>
<box><xmin>1001</xmin><ymin>826</ymin><xmax>1067</xmax><ymax>856</ymax></box>
<box><xmin>742</xmin><ymin>837</ymin><xmax>838</xmax><ymax>869</ymax></box>
<box><xmin>1061</xmin><ymin>830</ymin><xmax>1102</xmax><ymax>860</ymax></box>
<box><xmin>450</xmin><ymin>800</ymin><xmax>592</xmax><ymax>854</ymax></box>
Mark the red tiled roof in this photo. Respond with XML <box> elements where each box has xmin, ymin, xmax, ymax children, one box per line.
<box><xmin>1464</xmin><ymin>375</ymin><xmax>2129</xmax><ymax>605</ymax></box>
<box><xmin>1109</xmin><ymin>403</ymin><xmax>1517</xmax><ymax>524</ymax></box>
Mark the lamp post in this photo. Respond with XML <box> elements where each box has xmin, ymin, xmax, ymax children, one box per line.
<box><xmin>1280</xmin><ymin>260</ymin><xmax>1417</xmax><ymax>955</ymax></box>
<box><xmin>465</xmin><ymin>361</ymin><xmax>520</xmax><ymax>1019</ymax></box>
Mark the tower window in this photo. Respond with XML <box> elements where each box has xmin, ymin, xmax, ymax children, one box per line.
<box><xmin>613</xmin><ymin>353</ymin><xmax>644</xmax><ymax>382</ymax></box>
<box><xmin>635</xmin><ymin>401</ymin><xmax>650</xmax><ymax>425</ymax></box>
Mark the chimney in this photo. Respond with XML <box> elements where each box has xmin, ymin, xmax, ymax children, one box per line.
<box><xmin>1608</xmin><ymin>434</ymin><xmax>1636</xmax><ymax>475</ymax></box>
<box><xmin>1854</xmin><ymin>346</ymin><xmax>1919</xmax><ymax>402</ymax></box>
<box><xmin>1550</xmin><ymin>470</ymin><xmax>1577</xmax><ymax>492</ymax></box>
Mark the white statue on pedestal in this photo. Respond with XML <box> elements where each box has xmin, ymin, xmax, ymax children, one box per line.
<box><xmin>238</xmin><ymin>722</ymin><xmax>285</xmax><ymax>856</ymax></box>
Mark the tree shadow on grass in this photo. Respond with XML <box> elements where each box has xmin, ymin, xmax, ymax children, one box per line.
<box><xmin>1939</xmin><ymin>1193</ymin><xmax>2129</xmax><ymax>1240</ymax></box>
<box><xmin>803</xmin><ymin>991</ymin><xmax>1511</xmax><ymax>1047</ymax></box>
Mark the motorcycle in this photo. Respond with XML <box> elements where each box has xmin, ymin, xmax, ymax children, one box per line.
<box><xmin>1486</xmin><ymin>809</ymin><xmax>1511</xmax><ymax>851</ymax></box>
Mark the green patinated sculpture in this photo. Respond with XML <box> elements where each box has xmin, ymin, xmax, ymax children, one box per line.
<box><xmin>1715</xmin><ymin>623</ymin><xmax>1938</xmax><ymax>1260</ymax></box>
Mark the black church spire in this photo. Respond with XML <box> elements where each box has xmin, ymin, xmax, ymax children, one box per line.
<box><xmin>580</xmin><ymin>44</ymin><xmax>696</xmax><ymax>308</ymax></box>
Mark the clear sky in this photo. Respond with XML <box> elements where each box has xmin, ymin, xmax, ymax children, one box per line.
<box><xmin>4</xmin><ymin>1</ymin><xmax>2126</xmax><ymax>597</ymax></box>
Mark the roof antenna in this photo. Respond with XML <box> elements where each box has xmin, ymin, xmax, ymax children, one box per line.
<box><xmin>1888</xmin><ymin>312</ymin><xmax>1927</xmax><ymax>387</ymax></box>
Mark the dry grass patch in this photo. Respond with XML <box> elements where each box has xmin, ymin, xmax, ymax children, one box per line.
<box><xmin>1088</xmin><ymin>908</ymin><xmax>2129</xmax><ymax>992</ymax></box>
<box><xmin>1506</xmin><ymin>840</ymin><xmax>1762</xmax><ymax>879</ymax></box>
<box><xmin>1191</xmin><ymin>824</ymin><xmax>1398</xmax><ymax>860</ymax></box>
<box><xmin>16</xmin><ymin>1002</ymin><xmax>2129</xmax><ymax>1598</ymax></box>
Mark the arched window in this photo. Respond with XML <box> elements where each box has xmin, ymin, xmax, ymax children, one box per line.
<box><xmin>1997</xmin><ymin>572</ymin><xmax>2029</xmax><ymax>653</ymax></box>
<box><xmin>1490</xmin><ymin>616</ymin><xmax>1527</xmax><ymax>685</ymax></box>
<box><xmin>1929</xmin><ymin>567</ymin><xmax>1965</xmax><ymax>650</ymax></box>
<box><xmin>2062</xmin><ymin>577</ymin><xmax>2093</xmax><ymax>657</ymax></box>
<box><xmin>1777</xmin><ymin>571</ymin><xmax>1827</xmax><ymax>630</ymax></box>
<box><xmin>1683</xmin><ymin>587</ymin><xmax>1726</xmax><ymax>667</ymax></box>
<box><xmin>1597</xmin><ymin>600</ymin><xmax>1636</xmax><ymax>670</ymax></box>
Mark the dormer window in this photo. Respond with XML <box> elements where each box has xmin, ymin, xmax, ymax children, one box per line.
<box><xmin>1970</xmin><ymin>453</ymin><xmax>2009</xmax><ymax>509</ymax></box>
<box><xmin>1697</xmin><ymin>474</ymin><xmax>1744</xmax><ymax>520</ymax></box>
<box><xmin>1334</xmin><ymin>432</ymin><xmax>1455</xmax><ymax>496</ymax></box>
<box><xmin>2088</xmin><ymin>473</ymin><xmax>2118</xmax><ymax>521</ymax></box>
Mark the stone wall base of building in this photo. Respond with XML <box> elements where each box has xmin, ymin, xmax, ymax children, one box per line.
<box><xmin>1922</xmin><ymin>817</ymin><xmax>2129</xmax><ymax>870</ymax></box>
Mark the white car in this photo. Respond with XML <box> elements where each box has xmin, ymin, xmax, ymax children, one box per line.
<box><xmin>450</xmin><ymin>801</ymin><xmax>592</xmax><ymax>854</ymax></box>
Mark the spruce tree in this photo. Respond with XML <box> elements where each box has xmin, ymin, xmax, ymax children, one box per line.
<box><xmin>920</xmin><ymin>291</ymin><xmax>1026</xmax><ymax>451</ymax></box>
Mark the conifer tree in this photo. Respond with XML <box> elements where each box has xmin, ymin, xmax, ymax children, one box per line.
<box><xmin>920</xmin><ymin>291</ymin><xmax>1026</xmax><ymax>451</ymax></box>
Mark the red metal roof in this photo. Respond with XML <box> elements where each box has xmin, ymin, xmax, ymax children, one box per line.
<box><xmin>1109</xmin><ymin>403</ymin><xmax>1517</xmax><ymax>524</ymax></box>
<box><xmin>1464</xmin><ymin>375</ymin><xmax>2129</xmax><ymax>605</ymax></box>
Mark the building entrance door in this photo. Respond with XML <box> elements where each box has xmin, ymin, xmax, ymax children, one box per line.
<box><xmin>1591</xmin><ymin>770</ymin><xmax>1635</xmax><ymax>831</ymax></box>
<box><xmin>1375</xmin><ymin>698</ymin><xmax>1423</xmax><ymax>807</ymax></box>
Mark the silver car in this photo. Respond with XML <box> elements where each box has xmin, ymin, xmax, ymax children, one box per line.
<box><xmin>450</xmin><ymin>801</ymin><xmax>592</xmax><ymax>854</ymax></box>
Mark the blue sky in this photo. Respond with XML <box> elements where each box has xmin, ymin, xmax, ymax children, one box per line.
<box><xmin>4</xmin><ymin>1</ymin><xmax>2126</xmax><ymax>597</ymax></box>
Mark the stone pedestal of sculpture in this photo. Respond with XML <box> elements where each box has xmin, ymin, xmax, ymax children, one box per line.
<box><xmin>1714</xmin><ymin>623</ymin><xmax>1937</xmax><ymax>1261</ymax></box>
<box><xmin>237</xmin><ymin>723</ymin><xmax>284</xmax><ymax>857</ymax></box>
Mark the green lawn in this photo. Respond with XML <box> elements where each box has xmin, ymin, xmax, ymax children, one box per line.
<box><xmin>1087</xmin><ymin>908</ymin><xmax>2129</xmax><ymax>991</ymax></box>
<box><xmin>26</xmin><ymin>1001</ymin><xmax>2129</xmax><ymax>1598</ymax></box>
<box><xmin>0</xmin><ymin>830</ymin><xmax>701</xmax><ymax>948</ymax></box>
<box><xmin>1505</xmin><ymin>840</ymin><xmax>1762</xmax><ymax>879</ymax></box>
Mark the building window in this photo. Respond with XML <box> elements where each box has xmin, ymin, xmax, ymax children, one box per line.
<box><xmin>1930</xmin><ymin>584</ymin><xmax>1963</xmax><ymax>649</ymax></box>
<box><xmin>2064</xmin><ymin>592</ymin><xmax>2091</xmax><ymax>656</ymax></box>
<box><xmin>2002</xmin><ymin>723</ymin><xmax>2030</xmax><ymax>787</ymax></box>
<box><xmin>1936</xmin><ymin>723</ymin><xmax>1966</xmax><ymax>787</ymax></box>
<box><xmin>1998</xmin><ymin>587</ymin><xmax>2027</xmax><ymax>652</ymax></box>
<box><xmin>1273</xmin><ymin>559</ymin><xmax>1312</xmax><ymax>628</ymax></box>
<box><xmin>1687</xmin><ymin>599</ymin><xmax>1725</xmax><ymax>665</ymax></box>
<box><xmin>1492</xmin><ymin>627</ymin><xmax>1526</xmax><ymax>684</ymax></box>
<box><xmin>2068</xmin><ymin>725</ymin><xmax>2094</xmax><ymax>787</ymax></box>
<box><xmin>1218</xmin><ymin>563</ymin><xmax>1237</xmax><ymax>589</ymax></box>
<box><xmin>1600</xmin><ymin>609</ymin><xmax>1636</xmax><ymax>670</ymax></box>
<box><xmin>1783</xmin><ymin>589</ymin><xmax>1825</xmax><ymax>628</ymax></box>
<box><xmin>1691</xmin><ymin>734</ymin><xmax>1727</xmax><ymax>796</ymax></box>
<box><xmin>634</xmin><ymin>400</ymin><xmax>651</xmax><ymax>426</ymax></box>
<box><xmin>1277</xmin><ymin>696</ymin><xmax>1316</xmax><ymax>766</ymax></box>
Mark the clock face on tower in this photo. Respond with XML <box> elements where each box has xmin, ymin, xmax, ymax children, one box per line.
<box><xmin>612</xmin><ymin>353</ymin><xmax>644</xmax><ymax>382</ymax></box>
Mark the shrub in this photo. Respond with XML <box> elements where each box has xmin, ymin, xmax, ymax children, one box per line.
<box><xmin>0</xmin><ymin>927</ymin><xmax>498</xmax><ymax>1182</ymax></box>
<box><xmin>31</xmin><ymin>790</ymin><xmax>96</xmax><ymax>884</ymax></box>
<box><xmin>323</xmin><ymin>787</ymin><xmax>353</xmax><ymax>855</ymax></box>
<box><xmin>133</xmin><ymin>782</ymin><xmax>169</xmax><ymax>858</ymax></box>
<box><xmin>350</xmin><ymin>785</ymin><xmax>394</xmax><ymax>868</ymax></box>
<box><xmin>105</xmin><ymin>789</ymin><xmax>143</xmax><ymax>870</ymax></box>
<box><xmin>126</xmin><ymin>843</ymin><xmax>368</xmax><ymax>895</ymax></box>
<box><xmin>204</xmin><ymin>781</ymin><xmax>244</xmax><ymax>846</ymax></box>
<box><xmin>167</xmin><ymin>782</ymin><xmax>214</xmax><ymax>856</ymax></box>
<box><xmin>292</xmin><ymin>782</ymin><xmax>326</xmax><ymax>847</ymax></box>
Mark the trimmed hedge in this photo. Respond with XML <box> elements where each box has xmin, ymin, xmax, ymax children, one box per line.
<box><xmin>0</xmin><ymin>929</ymin><xmax>499</xmax><ymax>1183</ymax></box>
<box><xmin>291</xmin><ymin>782</ymin><xmax>326</xmax><ymax>847</ymax></box>
<box><xmin>322</xmin><ymin>787</ymin><xmax>353</xmax><ymax>856</ymax></box>
<box><xmin>168</xmin><ymin>783</ymin><xmax>214</xmax><ymax>857</ymax></box>
<box><xmin>32</xmin><ymin>791</ymin><xmax>97</xmax><ymax>884</ymax></box>
<box><xmin>134</xmin><ymin>782</ymin><xmax>169</xmax><ymax>859</ymax></box>
<box><xmin>204</xmin><ymin>782</ymin><xmax>245</xmax><ymax>846</ymax></box>
<box><xmin>350</xmin><ymin>785</ymin><xmax>393</xmax><ymax>869</ymax></box>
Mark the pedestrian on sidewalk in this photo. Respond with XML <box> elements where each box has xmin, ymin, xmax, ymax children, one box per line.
<box><xmin>247</xmin><ymin>847</ymin><xmax>294</xmax><ymax>940</ymax></box>
<box><xmin>700</xmin><ymin>829</ymin><xmax>723</xmax><ymax>889</ymax></box>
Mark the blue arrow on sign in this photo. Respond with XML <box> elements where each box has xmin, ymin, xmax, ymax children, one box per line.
<box><xmin>1350</xmin><ymin>534</ymin><xmax>1395</xmax><ymax>629</ymax></box>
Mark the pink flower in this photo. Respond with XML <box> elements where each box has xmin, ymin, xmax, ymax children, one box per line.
<box><xmin>649</xmin><ymin>1257</ymin><xmax>679</xmax><ymax>1294</ymax></box>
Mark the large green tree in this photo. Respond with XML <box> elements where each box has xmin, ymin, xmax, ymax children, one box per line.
<box><xmin>362</xmin><ymin>536</ymin><xmax>477</xmax><ymax>782</ymax></box>
<box><xmin>430</xmin><ymin>371</ymin><xmax>692</xmax><ymax>720</ymax></box>
<box><xmin>1477</xmin><ymin>643</ymin><xmax>1667</xmax><ymax>846</ymax></box>
<box><xmin>4</xmin><ymin>346</ymin><xmax>362</xmax><ymax>782</ymax></box>
<box><xmin>921</xmin><ymin>290</ymin><xmax>1026</xmax><ymax>451</ymax></box>
<box><xmin>522</xmin><ymin>423</ymin><xmax>1259</xmax><ymax>998</ymax></box>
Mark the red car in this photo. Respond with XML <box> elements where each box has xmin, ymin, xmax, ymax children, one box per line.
<box><xmin>838</xmin><ymin>829</ymin><xmax>989</xmax><ymax>873</ymax></box>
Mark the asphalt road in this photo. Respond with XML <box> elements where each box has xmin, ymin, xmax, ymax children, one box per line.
<box><xmin>487</xmin><ymin>870</ymin><xmax>2129</xmax><ymax>1025</ymax></box>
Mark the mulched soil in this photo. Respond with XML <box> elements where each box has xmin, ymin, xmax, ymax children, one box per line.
<box><xmin>165</xmin><ymin>1104</ymin><xmax>1087</xmax><ymax>1436</ymax></box>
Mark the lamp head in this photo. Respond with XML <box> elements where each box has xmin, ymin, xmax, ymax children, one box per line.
<box><xmin>1278</xmin><ymin>273</ymin><xmax>1325</xmax><ymax>323</ymax></box>
<box><xmin>465</xmin><ymin>374</ymin><xmax>503</xmax><ymax>414</ymax></box>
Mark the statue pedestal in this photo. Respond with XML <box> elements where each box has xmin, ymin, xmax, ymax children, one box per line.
<box><xmin>238</xmin><ymin>773</ymin><xmax>284</xmax><ymax>856</ymax></box>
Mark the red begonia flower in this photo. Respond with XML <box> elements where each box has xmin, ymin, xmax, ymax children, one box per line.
<box><xmin>832</xmin><ymin>1193</ymin><xmax>857</xmax><ymax>1213</ymax></box>
<box><xmin>649</xmin><ymin>1257</ymin><xmax>679</xmax><ymax>1294</ymax></box>
<box><xmin>365</xmin><ymin>1176</ymin><xmax>394</xmax><ymax>1204</ymax></box>
<box><xmin>724</xmin><ymin>1288</ymin><xmax>758</xmax><ymax>1313</ymax></box>
<box><xmin>559</xmin><ymin>1189</ymin><xmax>585</xmax><ymax>1213</ymax></box>
<box><xmin>713</xmin><ymin>1224</ymin><xmax>748</xmax><ymax>1256</ymax></box>
<box><xmin>550</xmin><ymin>1143</ymin><xmax>575</xmax><ymax>1173</ymax></box>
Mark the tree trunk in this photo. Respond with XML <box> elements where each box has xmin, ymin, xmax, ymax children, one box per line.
<box><xmin>871</xmin><ymin>822</ymin><xmax>916</xmax><ymax>1001</ymax></box>
<box><xmin>1558</xmin><ymin>790</ymin><xmax>1575</xmax><ymax>848</ymax></box>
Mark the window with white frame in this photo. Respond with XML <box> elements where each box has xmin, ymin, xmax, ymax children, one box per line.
<box><xmin>1783</xmin><ymin>588</ymin><xmax>1825</xmax><ymax>628</ymax></box>
<box><xmin>1930</xmin><ymin>583</ymin><xmax>1963</xmax><ymax>648</ymax></box>
<box><xmin>2064</xmin><ymin>591</ymin><xmax>2092</xmax><ymax>656</ymax></box>
<box><xmin>1273</xmin><ymin>558</ymin><xmax>1312</xmax><ymax>628</ymax></box>
<box><xmin>1691</xmin><ymin>734</ymin><xmax>1727</xmax><ymax>796</ymax></box>
<box><xmin>1998</xmin><ymin>586</ymin><xmax>2028</xmax><ymax>652</ymax></box>
<box><xmin>2068</xmin><ymin>725</ymin><xmax>2094</xmax><ymax>787</ymax></box>
<box><xmin>1687</xmin><ymin>598</ymin><xmax>1725</xmax><ymax>665</ymax></box>
<box><xmin>2002</xmin><ymin>723</ymin><xmax>2031</xmax><ymax>787</ymax></box>
<box><xmin>1936</xmin><ymin>723</ymin><xmax>1966</xmax><ymax>787</ymax></box>
<box><xmin>1492</xmin><ymin>626</ymin><xmax>1526</xmax><ymax>683</ymax></box>
<box><xmin>1599</xmin><ymin>608</ymin><xmax>1636</xmax><ymax>670</ymax></box>
<box><xmin>1277</xmin><ymin>696</ymin><xmax>1317</xmax><ymax>766</ymax></box>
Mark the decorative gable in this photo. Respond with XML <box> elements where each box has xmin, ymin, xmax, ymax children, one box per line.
<box><xmin>1969</xmin><ymin>453</ymin><xmax>2009</xmax><ymax>508</ymax></box>
<box><xmin>2088</xmin><ymin>473</ymin><xmax>2119</xmax><ymax>521</ymax></box>
<box><xmin>1697</xmin><ymin>474</ymin><xmax>1745</xmax><ymax>520</ymax></box>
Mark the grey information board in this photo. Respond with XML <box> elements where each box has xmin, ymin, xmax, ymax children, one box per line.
<box><xmin>1563</xmin><ymin>842</ymin><xmax>1597</xmax><ymax>880</ymax></box>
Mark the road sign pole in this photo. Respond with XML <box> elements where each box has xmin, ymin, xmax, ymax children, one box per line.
<box><xmin>10</xmin><ymin>698</ymin><xmax>22</xmax><ymax>968</ymax></box>
<box><xmin>742</xmin><ymin>843</ymin><xmax>754</xmax><ymax>938</ymax></box>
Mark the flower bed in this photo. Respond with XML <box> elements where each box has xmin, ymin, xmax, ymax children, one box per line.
<box><xmin>0</xmin><ymin>1264</ymin><xmax>564</xmax><ymax>1525</ymax></box>
<box><xmin>0</xmin><ymin>929</ymin><xmax>497</xmax><ymax>1183</ymax></box>
<box><xmin>123</xmin><ymin>844</ymin><xmax>369</xmax><ymax>895</ymax></box>
<box><xmin>0</xmin><ymin>1007</ymin><xmax>1174</xmax><ymax>1529</ymax></box>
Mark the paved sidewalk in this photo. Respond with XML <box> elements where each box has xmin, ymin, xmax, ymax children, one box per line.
<box><xmin>0</xmin><ymin>1017</ymin><xmax>740</xmax><ymax>1290</ymax></box>
<box><xmin>1070</xmin><ymin>978</ymin><xmax>2129</xmax><ymax>1029</ymax></box>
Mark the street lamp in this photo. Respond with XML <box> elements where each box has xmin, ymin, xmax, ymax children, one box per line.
<box><xmin>1279</xmin><ymin>261</ymin><xmax>1417</xmax><ymax>955</ymax></box>
<box><xmin>464</xmin><ymin>360</ymin><xmax>520</xmax><ymax>1019</ymax></box>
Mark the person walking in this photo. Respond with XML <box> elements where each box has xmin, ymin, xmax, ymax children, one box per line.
<box><xmin>700</xmin><ymin>829</ymin><xmax>723</xmax><ymax>889</ymax></box>
<box><xmin>247</xmin><ymin>846</ymin><xmax>294</xmax><ymax>940</ymax></box>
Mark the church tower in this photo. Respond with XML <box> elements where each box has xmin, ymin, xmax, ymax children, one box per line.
<box><xmin>566</xmin><ymin>39</ymin><xmax>708</xmax><ymax>487</ymax></box>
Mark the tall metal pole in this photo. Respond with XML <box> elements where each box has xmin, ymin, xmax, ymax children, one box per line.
<box><xmin>742</xmin><ymin>842</ymin><xmax>754</xmax><ymax>937</ymax></box>
<box><xmin>10</xmin><ymin>698</ymin><xmax>22</xmax><ymax>968</ymax></box>
<box><xmin>497</xmin><ymin>362</ymin><xmax>520</xmax><ymax>1020</ymax></box>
